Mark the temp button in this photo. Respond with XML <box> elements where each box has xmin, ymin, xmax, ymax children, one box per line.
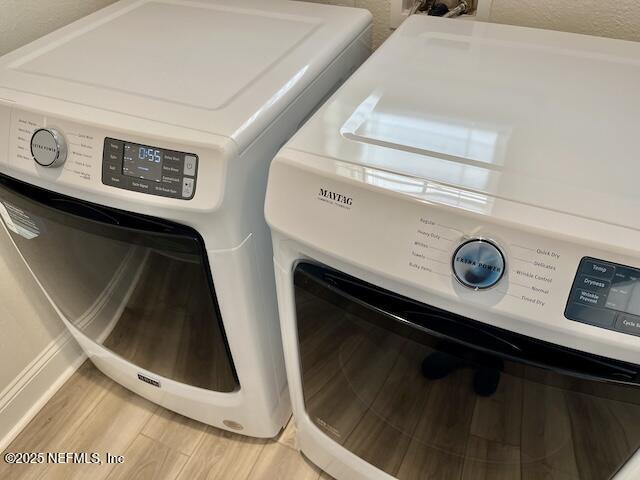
<box><xmin>453</xmin><ymin>239</ymin><xmax>505</xmax><ymax>290</ymax></box>
<box><xmin>581</xmin><ymin>260</ymin><xmax>616</xmax><ymax>280</ymax></box>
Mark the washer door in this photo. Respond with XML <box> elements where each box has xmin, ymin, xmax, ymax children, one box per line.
<box><xmin>294</xmin><ymin>261</ymin><xmax>640</xmax><ymax>480</ymax></box>
<box><xmin>0</xmin><ymin>174</ymin><xmax>238</xmax><ymax>393</ymax></box>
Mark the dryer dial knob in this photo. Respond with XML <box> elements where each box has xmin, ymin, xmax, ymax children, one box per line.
<box><xmin>452</xmin><ymin>239</ymin><xmax>505</xmax><ymax>290</ymax></box>
<box><xmin>31</xmin><ymin>128</ymin><xmax>67</xmax><ymax>168</ymax></box>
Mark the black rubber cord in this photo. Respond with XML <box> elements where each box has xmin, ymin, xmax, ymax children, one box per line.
<box><xmin>429</xmin><ymin>3</ymin><xmax>450</xmax><ymax>16</ymax></box>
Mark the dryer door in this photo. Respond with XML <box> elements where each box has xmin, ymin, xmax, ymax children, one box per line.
<box><xmin>0</xmin><ymin>174</ymin><xmax>238</xmax><ymax>393</ymax></box>
<box><xmin>294</xmin><ymin>261</ymin><xmax>640</xmax><ymax>480</ymax></box>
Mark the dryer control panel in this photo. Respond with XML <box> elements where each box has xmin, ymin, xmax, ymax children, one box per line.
<box><xmin>566</xmin><ymin>257</ymin><xmax>640</xmax><ymax>337</ymax></box>
<box><xmin>102</xmin><ymin>138</ymin><xmax>198</xmax><ymax>200</ymax></box>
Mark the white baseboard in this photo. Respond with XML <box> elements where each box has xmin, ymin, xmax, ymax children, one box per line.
<box><xmin>0</xmin><ymin>331</ymin><xmax>85</xmax><ymax>452</ymax></box>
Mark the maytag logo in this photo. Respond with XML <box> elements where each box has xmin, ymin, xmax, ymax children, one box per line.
<box><xmin>318</xmin><ymin>187</ymin><xmax>353</xmax><ymax>210</ymax></box>
<box><xmin>137</xmin><ymin>373</ymin><xmax>161</xmax><ymax>388</ymax></box>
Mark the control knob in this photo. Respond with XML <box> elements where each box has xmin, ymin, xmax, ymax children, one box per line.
<box><xmin>452</xmin><ymin>239</ymin><xmax>505</xmax><ymax>290</ymax></box>
<box><xmin>30</xmin><ymin>128</ymin><xmax>67</xmax><ymax>168</ymax></box>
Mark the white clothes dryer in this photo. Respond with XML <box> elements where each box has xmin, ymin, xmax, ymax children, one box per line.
<box><xmin>266</xmin><ymin>14</ymin><xmax>640</xmax><ymax>478</ymax></box>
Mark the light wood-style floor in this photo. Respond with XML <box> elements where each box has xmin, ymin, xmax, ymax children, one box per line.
<box><xmin>0</xmin><ymin>361</ymin><xmax>328</xmax><ymax>480</ymax></box>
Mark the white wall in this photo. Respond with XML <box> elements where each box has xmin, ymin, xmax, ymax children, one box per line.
<box><xmin>0</xmin><ymin>0</ymin><xmax>110</xmax><ymax>448</ymax></box>
<box><xmin>0</xmin><ymin>0</ymin><xmax>117</xmax><ymax>57</ymax></box>
<box><xmin>0</xmin><ymin>227</ymin><xmax>63</xmax><ymax>389</ymax></box>
<box><xmin>303</xmin><ymin>0</ymin><xmax>640</xmax><ymax>48</ymax></box>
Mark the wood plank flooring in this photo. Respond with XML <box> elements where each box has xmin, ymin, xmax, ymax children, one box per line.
<box><xmin>0</xmin><ymin>361</ymin><xmax>323</xmax><ymax>480</ymax></box>
<box><xmin>7</xmin><ymin>328</ymin><xmax>640</xmax><ymax>480</ymax></box>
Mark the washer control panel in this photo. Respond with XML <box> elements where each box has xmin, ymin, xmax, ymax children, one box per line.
<box><xmin>452</xmin><ymin>239</ymin><xmax>506</xmax><ymax>290</ymax></box>
<box><xmin>102</xmin><ymin>138</ymin><xmax>198</xmax><ymax>200</ymax></box>
<box><xmin>565</xmin><ymin>257</ymin><xmax>640</xmax><ymax>336</ymax></box>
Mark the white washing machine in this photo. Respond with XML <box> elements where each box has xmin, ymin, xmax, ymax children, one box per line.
<box><xmin>0</xmin><ymin>0</ymin><xmax>370</xmax><ymax>438</ymax></box>
<box><xmin>266</xmin><ymin>14</ymin><xmax>640</xmax><ymax>479</ymax></box>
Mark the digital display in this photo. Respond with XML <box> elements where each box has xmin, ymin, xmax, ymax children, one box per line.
<box><xmin>611</xmin><ymin>271</ymin><xmax>640</xmax><ymax>315</ymax></box>
<box><xmin>122</xmin><ymin>142</ymin><xmax>163</xmax><ymax>182</ymax></box>
<box><xmin>103</xmin><ymin>137</ymin><xmax>198</xmax><ymax>200</ymax></box>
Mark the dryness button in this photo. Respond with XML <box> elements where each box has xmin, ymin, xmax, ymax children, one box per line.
<box><xmin>576</xmin><ymin>275</ymin><xmax>610</xmax><ymax>294</ymax></box>
<box><xmin>182</xmin><ymin>178</ymin><xmax>194</xmax><ymax>198</ymax></box>
<box><xmin>452</xmin><ymin>239</ymin><xmax>505</xmax><ymax>290</ymax></box>
<box><xmin>184</xmin><ymin>155</ymin><xmax>197</xmax><ymax>176</ymax></box>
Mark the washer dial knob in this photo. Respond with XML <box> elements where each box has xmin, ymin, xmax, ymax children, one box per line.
<box><xmin>452</xmin><ymin>239</ymin><xmax>505</xmax><ymax>290</ymax></box>
<box><xmin>30</xmin><ymin>128</ymin><xmax>67</xmax><ymax>168</ymax></box>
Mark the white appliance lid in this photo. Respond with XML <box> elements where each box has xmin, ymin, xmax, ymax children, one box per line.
<box><xmin>0</xmin><ymin>0</ymin><xmax>370</xmax><ymax>151</ymax></box>
<box><xmin>284</xmin><ymin>15</ymin><xmax>640</xmax><ymax>231</ymax></box>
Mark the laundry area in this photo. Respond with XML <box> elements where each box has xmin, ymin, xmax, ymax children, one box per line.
<box><xmin>0</xmin><ymin>1</ymin><xmax>639</xmax><ymax>479</ymax></box>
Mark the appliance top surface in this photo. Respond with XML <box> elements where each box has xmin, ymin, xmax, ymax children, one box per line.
<box><xmin>283</xmin><ymin>15</ymin><xmax>640</xmax><ymax>232</ymax></box>
<box><xmin>0</xmin><ymin>0</ymin><xmax>370</xmax><ymax>150</ymax></box>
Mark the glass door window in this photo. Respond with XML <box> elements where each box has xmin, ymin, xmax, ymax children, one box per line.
<box><xmin>294</xmin><ymin>261</ymin><xmax>640</xmax><ymax>480</ymax></box>
<box><xmin>0</xmin><ymin>174</ymin><xmax>238</xmax><ymax>392</ymax></box>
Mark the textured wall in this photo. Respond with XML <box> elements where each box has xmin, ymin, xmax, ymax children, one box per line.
<box><xmin>490</xmin><ymin>0</ymin><xmax>640</xmax><ymax>42</ymax></box>
<box><xmin>0</xmin><ymin>0</ymin><xmax>117</xmax><ymax>57</ymax></box>
<box><xmin>304</xmin><ymin>0</ymin><xmax>391</xmax><ymax>49</ymax></box>
<box><xmin>303</xmin><ymin>0</ymin><xmax>640</xmax><ymax>49</ymax></box>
